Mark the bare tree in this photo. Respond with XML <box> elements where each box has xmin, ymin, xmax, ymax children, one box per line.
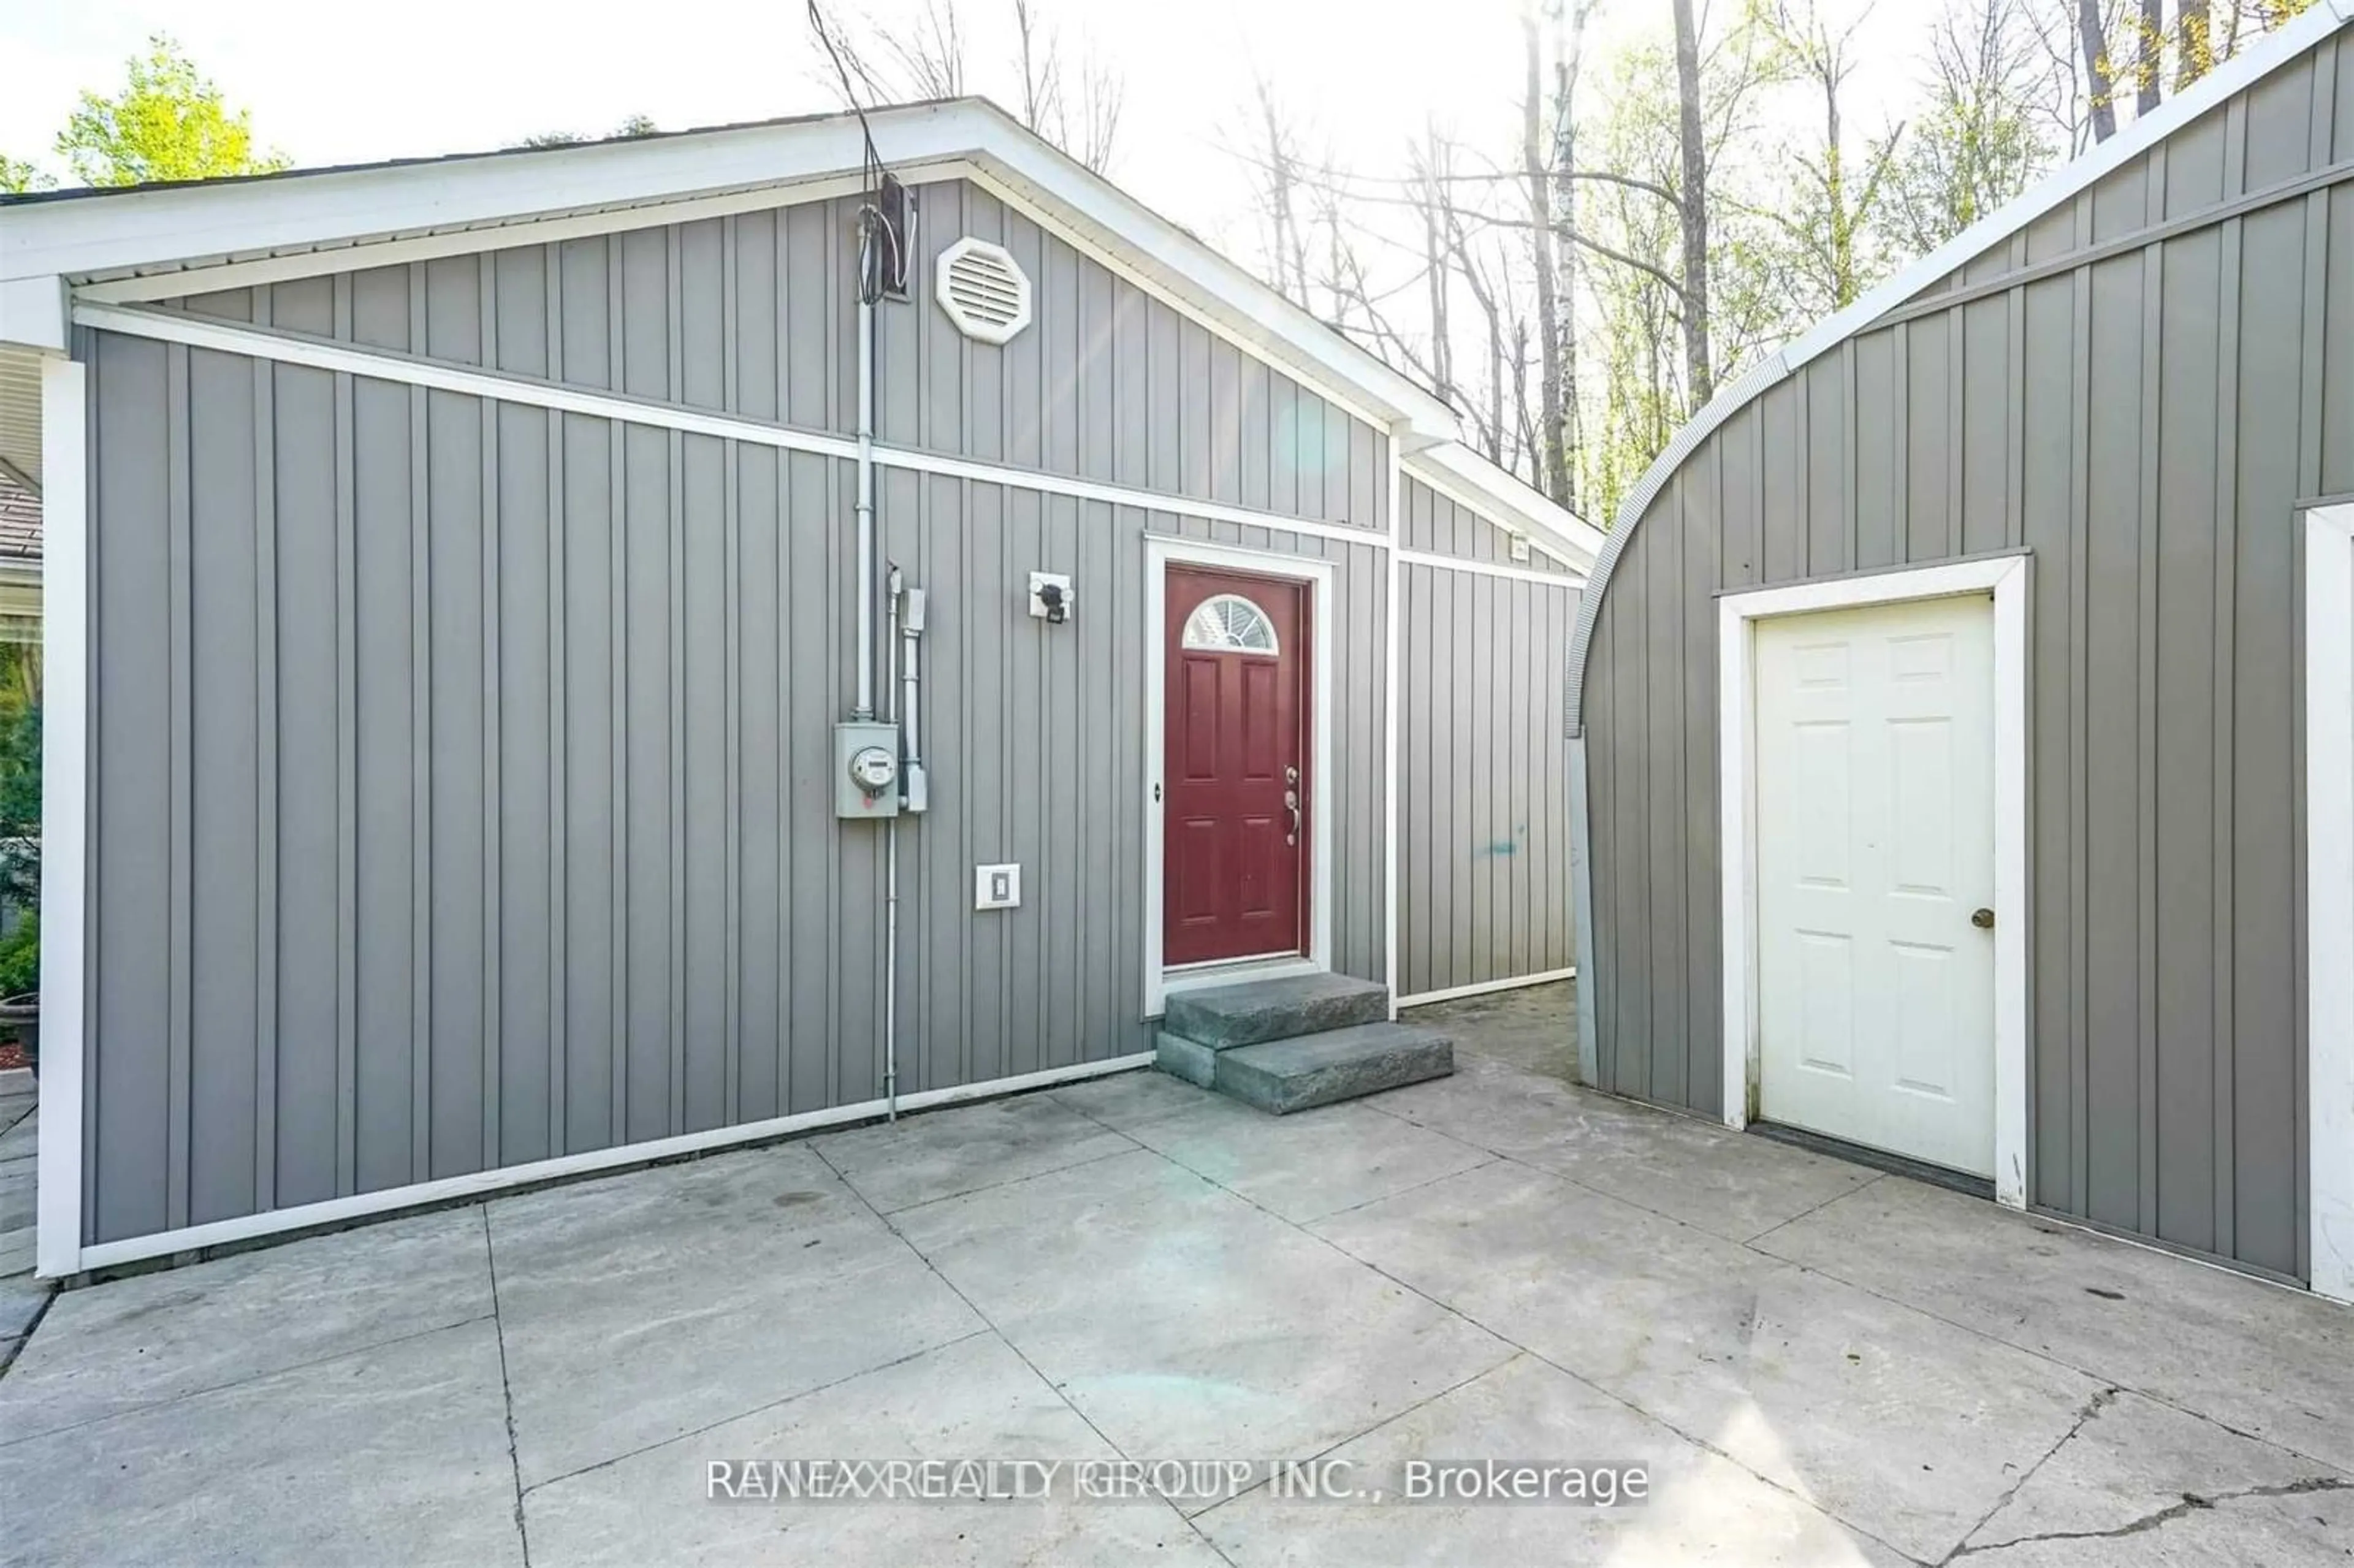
<box><xmin>1756</xmin><ymin>0</ymin><xmax>1905</xmax><ymax>314</ymax></box>
<box><xmin>2178</xmin><ymin>0</ymin><xmax>2214</xmax><ymax>86</ymax></box>
<box><xmin>1523</xmin><ymin>8</ymin><xmax>1570</xmax><ymax>505</ymax></box>
<box><xmin>812</xmin><ymin>0</ymin><xmax>1122</xmax><ymax>172</ymax></box>
<box><xmin>2076</xmin><ymin>0</ymin><xmax>2120</xmax><ymax>140</ymax></box>
<box><xmin>1669</xmin><ymin>0</ymin><xmax>1716</xmax><ymax>405</ymax></box>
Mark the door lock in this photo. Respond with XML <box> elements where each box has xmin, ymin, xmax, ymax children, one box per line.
<box><xmin>1970</xmin><ymin>907</ymin><xmax>1995</xmax><ymax>929</ymax></box>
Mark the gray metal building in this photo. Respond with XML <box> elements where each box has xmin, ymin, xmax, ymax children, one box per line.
<box><xmin>0</xmin><ymin>102</ymin><xmax>1594</xmax><ymax>1274</ymax></box>
<box><xmin>1567</xmin><ymin>2</ymin><xmax>2354</xmax><ymax>1302</ymax></box>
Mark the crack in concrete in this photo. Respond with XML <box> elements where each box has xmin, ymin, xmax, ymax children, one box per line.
<box><xmin>1948</xmin><ymin>1475</ymin><xmax>2354</xmax><ymax>1558</ymax></box>
<box><xmin>482</xmin><ymin>1208</ymin><xmax>533</xmax><ymax>1568</ymax></box>
<box><xmin>1936</xmin><ymin>1385</ymin><xmax>2121</xmax><ymax>1566</ymax></box>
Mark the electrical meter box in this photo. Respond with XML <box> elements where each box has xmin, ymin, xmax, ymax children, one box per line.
<box><xmin>834</xmin><ymin>721</ymin><xmax>901</xmax><ymax>819</ymax></box>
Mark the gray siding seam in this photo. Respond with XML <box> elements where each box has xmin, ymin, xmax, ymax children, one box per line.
<box><xmin>329</xmin><ymin>284</ymin><xmax>356</xmax><ymax>1203</ymax></box>
<box><xmin>165</xmin><ymin>342</ymin><xmax>192</xmax><ymax>1233</ymax></box>
<box><xmin>2212</xmin><ymin>210</ymin><xmax>2243</xmax><ymax>1261</ymax></box>
<box><xmin>480</xmin><ymin>256</ymin><xmax>504</xmax><ymax>1173</ymax></box>
<box><xmin>257</xmin><ymin>337</ymin><xmax>286</xmax><ymax>1214</ymax></box>
<box><xmin>1868</xmin><ymin>158</ymin><xmax>2354</xmax><ymax>334</ymax></box>
<box><xmin>544</xmin><ymin>246</ymin><xmax>568</xmax><ymax>1159</ymax></box>
<box><xmin>90</xmin><ymin>300</ymin><xmax>1394</xmax><ymax>549</ymax></box>
<box><xmin>2135</xmin><ymin>176</ymin><xmax>2165</xmax><ymax>1238</ymax></box>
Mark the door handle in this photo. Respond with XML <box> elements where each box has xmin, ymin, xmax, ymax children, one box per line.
<box><xmin>1971</xmin><ymin>907</ymin><xmax>1995</xmax><ymax>930</ymax></box>
<box><xmin>1285</xmin><ymin>788</ymin><xmax>1300</xmax><ymax>847</ymax></box>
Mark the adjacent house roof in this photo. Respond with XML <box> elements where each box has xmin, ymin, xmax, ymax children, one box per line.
<box><xmin>1563</xmin><ymin>0</ymin><xmax>2354</xmax><ymax>732</ymax></box>
<box><xmin>0</xmin><ymin>96</ymin><xmax>1596</xmax><ymax>568</ymax></box>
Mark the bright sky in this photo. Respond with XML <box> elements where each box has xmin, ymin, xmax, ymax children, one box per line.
<box><xmin>0</xmin><ymin>0</ymin><xmax>1910</xmax><ymax>259</ymax></box>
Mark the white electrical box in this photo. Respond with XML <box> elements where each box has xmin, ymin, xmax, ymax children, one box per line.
<box><xmin>975</xmin><ymin>864</ymin><xmax>1022</xmax><ymax>910</ymax></box>
<box><xmin>1507</xmin><ymin>531</ymin><xmax>1533</xmax><ymax>563</ymax></box>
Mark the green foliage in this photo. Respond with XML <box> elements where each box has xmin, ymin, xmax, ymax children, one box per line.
<box><xmin>0</xmin><ymin>915</ymin><xmax>37</xmax><ymax>1002</ymax></box>
<box><xmin>0</xmin><ymin>699</ymin><xmax>39</xmax><ymax>912</ymax></box>
<box><xmin>57</xmin><ymin>34</ymin><xmax>290</xmax><ymax>188</ymax></box>
<box><xmin>517</xmin><ymin>115</ymin><xmax>660</xmax><ymax>150</ymax></box>
<box><xmin>0</xmin><ymin>156</ymin><xmax>53</xmax><ymax>194</ymax></box>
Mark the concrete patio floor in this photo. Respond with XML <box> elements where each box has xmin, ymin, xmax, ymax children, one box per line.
<box><xmin>3</xmin><ymin>986</ymin><xmax>2352</xmax><ymax>1566</ymax></box>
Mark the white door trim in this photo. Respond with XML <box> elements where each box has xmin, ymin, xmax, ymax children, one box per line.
<box><xmin>1143</xmin><ymin>536</ymin><xmax>1336</xmax><ymax>1019</ymax></box>
<box><xmin>2303</xmin><ymin>504</ymin><xmax>2354</xmax><ymax>1303</ymax></box>
<box><xmin>1720</xmin><ymin>554</ymin><xmax>2031</xmax><ymax>1208</ymax></box>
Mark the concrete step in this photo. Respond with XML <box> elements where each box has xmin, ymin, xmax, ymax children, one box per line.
<box><xmin>1162</xmin><ymin>972</ymin><xmax>1390</xmax><ymax>1049</ymax></box>
<box><xmin>1213</xmin><ymin>1022</ymin><xmax>1454</xmax><ymax>1115</ymax></box>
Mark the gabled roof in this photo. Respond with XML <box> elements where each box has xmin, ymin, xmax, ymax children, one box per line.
<box><xmin>0</xmin><ymin>95</ymin><xmax>1599</xmax><ymax>566</ymax></box>
<box><xmin>1564</xmin><ymin>0</ymin><xmax>2354</xmax><ymax>730</ymax></box>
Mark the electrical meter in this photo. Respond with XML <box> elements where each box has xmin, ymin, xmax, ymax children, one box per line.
<box><xmin>849</xmin><ymin>745</ymin><xmax>897</xmax><ymax>796</ymax></box>
<box><xmin>833</xmin><ymin>721</ymin><xmax>902</xmax><ymax>818</ymax></box>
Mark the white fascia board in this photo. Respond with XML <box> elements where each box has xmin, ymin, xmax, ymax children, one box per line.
<box><xmin>1405</xmin><ymin>441</ymin><xmax>1604</xmax><ymax>567</ymax></box>
<box><xmin>0</xmin><ymin>106</ymin><xmax>955</xmax><ymax>283</ymax></box>
<box><xmin>0</xmin><ymin>96</ymin><xmax>1460</xmax><ymax>443</ymax></box>
<box><xmin>0</xmin><ymin>275</ymin><xmax>66</xmax><ymax>353</ymax></box>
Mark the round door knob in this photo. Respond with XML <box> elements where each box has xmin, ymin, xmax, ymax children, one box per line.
<box><xmin>1970</xmin><ymin>908</ymin><xmax>1995</xmax><ymax>929</ymax></box>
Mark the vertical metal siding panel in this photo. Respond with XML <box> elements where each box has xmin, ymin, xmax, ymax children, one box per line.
<box><xmin>2233</xmin><ymin>202</ymin><xmax>2307</xmax><ymax>1276</ymax></box>
<box><xmin>89</xmin><ymin>334</ymin><xmax>172</xmax><ymax>1241</ymax></box>
<box><xmin>622</xmin><ymin>424</ymin><xmax>671</xmax><ymax>1141</ymax></box>
<box><xmin>2084</xmin><ymin>252</ymin><xmax>2146</xmax><ymax>1233</ymax></box>
<box><xmin>1205</xmin><ymin>339</ymin><xmax>1241</xmax><ymax>505</ymax></box>
<box><xmin>427</xmin><ymin>388</ymin><xmax>486</xmax><ymax>1178</ymax></box>
<box><xmin>2211</xmin><ymin>210</ymin><xmax>2245</xmax><ymax>1263</ymax></box>
<box><xmin>1609</xmin><ymin>548</ymin><xmax>1654</xmax><ymax>1098</ymax></box>
<box><xmin>2155</xmin><ymin>227</ymin><xmax>2224</xmax><ymax>1254</ymax></box>
<box><xmin>1402</xmin><ymin>563</ymin><xmax>1431</xmax><ymax>994</ymax></box>
<box><xmin>1048</xmin><ymin>494</ymin><xmax>1084</xmax><ymax>1065</ymax></box>
<box><xmin>1448</xmin><ymin>564</ymin><xmax>1474</xmax><ymax>987</ymax></box>
<box><xmin>1685</xmin><ymin>447</ymin><xmax>1723</xmax><ymax>1117</ymax></box>
<box><xmin>1463</xmin><ymin>570</ymin><xmax>1491</xmax><ymax>983</ymax></box>
<box><xmin>1113</xmin><ymin>514</ymin><xmax>1146</xmax><ymax>1055</ymax></box>
<box><xmin>1240</xmin><ymin>359</ymin><xmax>1269</xmax><ymax>509</ymax></box>
<box><xmin>966</xmin><ymin>483</ymin><xmax>1006</xmax><ymax>1083</ymax></box>
<box><xmin>1507</xmin><ymin>577</ymin><xmax>1533</xmax><ymax>980</ymax></box>
<box><xmin>351</xmin><ymin>378</ymin><xmax>415</xmax><ymax>1187</ymax></box>
<box><xmin>1761</xmin><ymin>382</ymin><xmax>1803</xmax><ymax>582</ymax></box>
<box><xmin>783</xmin><ymin>205</ymin><xmax>831</xmax><ymax>433</ymax></box>
<box><xmin>492</xmin><ymin>340</ymin><xmax>550</xmax><ymax>1173</ymax></box>
<box><xmin>1720</xmin><ymin>404</ymin><xmax>1759</xmax><ymax>588</ymax></box>
<box><xmin>1585</xmin><ymin>593</ymin><xmax>1618</xmax><ymax>1089</ymax></box>
<box><xmin>1042</xmin><ymin>234</ymin><xmax>1081</xmax><ymax>479</ymax></box>
<box><xmin>559</xmin><ymin>414</ymin><xmax>616</xmax><ymax>1151</ymax></box>
<box><xmin>2023</xmin><ymin>273</ymin><xmax>2080</xmax><ymax>1215</ymax></box>
<box><xmin>1963</xmin><ymin>297</ymin><xmax>2012</xmax><ymax>555</ymax></box>
<box><xmin>1007</xmin><ymin>487</ymin><xmax>1044</xmax><ymax>1075</ymax></box>
<box><xmin>1805</xmin><ymin>355</ymin><xmax>1848</xmax><ymax>576</ymax></box>
<box><xmin>1076</xmin><ymin>501</ymin><xmax>1117</xmax><ymax>1055</ymax></box>
<box><xmin>1008</xmin><ymin>216</ymin><xmax>1048</xmax><ymax>473</ymax></box>
<box><xmin>921</xmin><ymin>481</ymin><xmax>969</xmax><ymax>1087</ymax></box>
<box><xmin>1852</xmin><ymin>332</ymin><xmax>1897</xmax><ymax>570</ymax></box>
<box><xmin>187</xmin><ymin>348</ymin><xmax>259</xmax><ymax>1225</ymax></box>
<box><xmin>164</xmin><ymin>348</ymin><xmax>192</xmax><ymax>1232</ymax></box>
<box><xmin>269</xmin><ymin>359</ymin><xmax>340</xmax><ymax>1207</ymax></box>
<box><xmin>734</xmin><ymin>448</ymin><xmax>782</xmax><ymax>1119</ymax></box>
<box><xmin>1115</xmin><ymin>284</ymin><xmax>1149</xmax><ymax>491</ymax></box>
<box><xmin>1426</xmin><ymin>559</ymin><xmax>1457</xmax><ymax>993</ymax></box>
<box><xmin>680</xmin><ymin>436</ymin><xmax>728</xmax><ymax>1130</ymax></box>
<box><xmin>1906</xmin><ymin>314</ymin><xmax>1951</xmax><ymax>564</ymax></box>
<box><xmin>2325</xmin><ymin>188</ymin><xmax>2354</xmax><ymax>497</ymax></box>
<box><xmin>1079</xmin><ymin>262</ymin><xmax>1116</xmax><ymax>485</ymax></box>
<box><xmin>918</xmin><ymin>186</ymin><xmax>966</xmax><ymax>457</ymax></box>
<box><xmin>1646</xmin><ymin>483</ymin><xmax>1689</xmax><ymax>1108</ymax></box>
<box><xmin>2245</xmin><ymin>53</ymin><xmax>2318</xmax><ymax>190</ymax></box>
<box><xmin>2135</xmin><ymin>217</ymin><xmax>2165</xmax><ymax>1242</ymax></box>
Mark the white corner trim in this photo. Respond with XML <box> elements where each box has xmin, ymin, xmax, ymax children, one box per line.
<box><xmin>35</xmin><ymin>356</ymin><xmax>85</xmax><ymax>1279</ymax></box>
<box><xmin>71</xmin><ymin>1051</ymin><xmax>1156</xmax><ymax>1274</ymax></box>
<box><xmin>1142</xmin><ymin>535</ymin><xmax>1337</xmax><ymax>1019</ymax></box>
<box><xmin>1396</xmin><ymin>547</ymin><xmax>1586</xmax><ymax>590</ymax></box>
<box><xmin>1395</xmin><ymin>968</ymin><xmax>1577</xmax><ymax>1010</ymax></box>
<box><xmin>1385</xmin><ymin>428</ymin><xmax>1403</xmax><ymax>1019</ymax></box>
<box><xmin>1718</xmin><ymin>554</ymin><xmax>2032</xmax><ymax>1209</ymax></box>
<box><xmin>72</xmin><ymin>299</ymin><xmax>1391</xmax><ymax>554</ymax></box>
<box><xmin>2304</xmin><ymin>503</ymin><xmax>2354</xmax><ymax>1303</ymax></box>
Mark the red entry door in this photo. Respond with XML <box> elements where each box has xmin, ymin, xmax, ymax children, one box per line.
<box><xmin>1164</xmin><ymin>566</ymin><xmax>1310</xmax><ymax>966</ymax></box>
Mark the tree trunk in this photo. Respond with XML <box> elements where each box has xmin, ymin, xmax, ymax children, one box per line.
<box><xmin>2078</xmin><ymin>0</ymin><xmax>2119</xmax><ymax>142</ymax></box>
<box><xmin>2135</xmin><ymin>0</ymin><xmax>2163</xmax><ymax>117</ymax></box>
<box><xmin>1522</xmin><ymin>12</ymin><xmax>1569</xmax><ymax>505</ymax></box>
<box><xmin>2177</xmin><ymin>0</ymin><xmax>2212</xmax><ymax>89</ymax></box>
<box><xmin>1669</xmin><ymin>0</ymin><xmax>1714</xmax><ymax>408</ymax></box>
<box><xmin>1419</xmin><ymin>140</ymin><xmax>1453</xmax><ymax>406</ymax></box>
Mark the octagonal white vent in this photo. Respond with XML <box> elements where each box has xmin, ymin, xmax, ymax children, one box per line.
<box><xmin>936</xmin><ymin>237</ymin><xmax>1032</xmax><ymax>344</ymax></box>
